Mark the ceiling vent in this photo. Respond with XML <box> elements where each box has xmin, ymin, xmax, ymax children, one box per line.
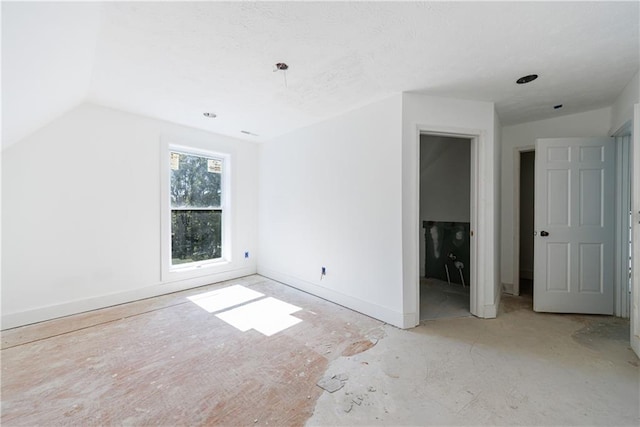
<box><xmin>516</xmin><ymin>74</ymin><xmax>538</xmax><ymax>84</ymax></box>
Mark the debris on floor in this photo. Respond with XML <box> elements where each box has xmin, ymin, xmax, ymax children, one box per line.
<box><xmin>310</xmin><ymin>307</ymin><xmax>639</xmax><ymax>426</ymax></box>
<box><xmin>316</xmin><ymin>377</ymin><xmax>343</xmax><ymax>393</ymax></box>
<box><xmin>334</xmin><ymin>373</ymin><xmax>348</xmax><ymax>381</ymax></box>
<box><xmin>352</xmin><ymin>395</ymin><xmax>364</xmax><ymax>406</ymax></box>
<box><xmin>316</xmin><ymin>373</ymin><xmax>349</xmax><ymax>393</ymax></box>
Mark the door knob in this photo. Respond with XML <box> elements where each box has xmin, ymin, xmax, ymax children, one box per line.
<box><xmin>540</xmin><ymin>231</ymin><xmax>549</xmax><ymax>237</ymax></box>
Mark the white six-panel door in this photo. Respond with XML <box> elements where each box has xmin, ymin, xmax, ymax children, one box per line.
<box><xmin>534</xmin><ymin>137</ymin><xmax>615</xmax><ymax>314</ymax></box>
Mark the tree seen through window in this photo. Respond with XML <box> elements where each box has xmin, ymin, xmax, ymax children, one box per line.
<box><xmin>170</xmin><ymin>152</ymin><xmax>223</xmax><ymax>265</ymax></box>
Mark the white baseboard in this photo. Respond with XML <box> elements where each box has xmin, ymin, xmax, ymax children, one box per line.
<box><xmin>257</xmin><ymin>267</ymin><xmax>407</xmax><ymax>329</ymax></box>
<box><xmin>502</xmin><ymin>282</ymin><xmax>514</xmax><ymax>295</ymax></box>
<box><xmin>474</xmin><ymin>285</ymin><xmax>502</xmax><ymax>318</ymax></box>
<box><xmin>402</xmin><ymin>311</ymin><xmax>419</xmax><ymax>329</ymax></box>
<box><xmin>482</xmin><ymin>287</ymin><xmax>502</xmax><ymax>318</ymax></box>
<box><xmin>2</xmin><ymin>267</ymin><xmax>256</xmax><ymax>330</ymax></box>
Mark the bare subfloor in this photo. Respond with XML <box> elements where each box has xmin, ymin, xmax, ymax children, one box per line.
<box><xmin>1</xmin><ymin>276</ymin><xmax>383</xmax><ymax>426</ymax></box>
<box><xmin>2</xmin><ymin>276</ymin><xmax>639</xmax><ymax>426</ymax></box>
<box><xmin>420</xmin><ymin>278</ymin><xmax>471</xmax><ymax>321</ymax></box>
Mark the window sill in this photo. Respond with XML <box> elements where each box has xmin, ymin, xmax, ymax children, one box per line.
<box><xmin>163</xmin><ymin>259</ymin><xmax>231</xmax><ymax>282</ymax></box>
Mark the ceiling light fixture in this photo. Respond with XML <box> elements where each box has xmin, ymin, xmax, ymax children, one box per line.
<box><xmin>274</xmin><ymin>62</ymin><xmax>289</xmax><ymax>88</ymax></box>
<box><xmin>516</xmin><ymin>74</ymin><xmax>538</xmax><ymax>84</ymax></box>
<box><xmin>553</xmin><ymin>104</ymin><xmax>563</xmax><ymax>109</ymax></box>
<box><xmin>203</xmin><ymin>112</ymin><xmax>217</xmax><ymax>118</ymax></box>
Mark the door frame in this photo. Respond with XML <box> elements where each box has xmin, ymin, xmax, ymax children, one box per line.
<box><xmin>416</xmin><ymin>127</ymin><xmax>479</xmax><ymax>320</ymax></box>
<box><xmin>512</xmin><ymin>145</ymin><xmax>535</xmax><ymax>296</ymax></box>
<box><xmin>613</xmin><ymin>123</ymin><xmax>632</xmax><ymax>318</ymax></box>
<box><xmin>513</xmin><ymin>136</ymin><xmax>632</xmax><ymax>317</ymax></box>
<box><xmin>631</xmin><ymin>104</ymin><xmax>640</xmax><ymax>357</ymax></box>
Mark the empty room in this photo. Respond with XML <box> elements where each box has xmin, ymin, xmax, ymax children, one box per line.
<box><xmin>2</xmin><ymin>2</ymin><xmax>639</xmax><ymax>426</ymax></box>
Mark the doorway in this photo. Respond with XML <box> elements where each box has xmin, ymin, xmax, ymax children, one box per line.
<box><xmin>419</xmin><ymin>134</ymin><xmax>472</xmax><ymax>320</ymax></box>
<box><xmin>518</xmin><ymin>150</ymin><xmax>535</xmax><ymax>303</ymax></box>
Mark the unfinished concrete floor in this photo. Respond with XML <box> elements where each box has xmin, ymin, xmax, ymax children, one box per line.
<box><xmin>420</xmin><ymin>278</ymin><xmax>471</xmax><ymax>321</ymax></box>
<box><xmin>2</xmin><ymin>275</ymin><xmax>639</xmax><ymax>426</ymax></box>
<box><xmin>310</xmin><ymin>294</ymin><xmax>639</xmax><ymax>426</ymax></box>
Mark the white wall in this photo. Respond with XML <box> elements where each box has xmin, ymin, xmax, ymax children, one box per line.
<box><xmin>419</xmin><ymin>135</ymin><xmax>470</xmax><ymax>277</ymax></box>
<box><xmin>259</xmin><ymin>92</ymin><xmax>500</xmax><ymax>327</ymax></box>
<box><xmin>611</xmin><ymin>70</ymin><xmax>639</xmax><ymax>135</ymax></box>
<box><xmin>258</xmin><ymin>95</ymin><xmax>405</xmax><ymax>327</ymax></box>
<box><xmin>2</xmin><ymin>103</ymin><xmax>259</xmax><ymax>328</ymax></box>
<box><xmin>419</xmin><ymin>136</ymin><xmax>471</xmax><ymax>222</ymax></box>
<box><xmin>500</xmin><ymin>107</ymin><xmax>612</xmax><ymax>288</ymax></box>
<box><xmin>493</xmin><ymin>109</ymin><xmax>502</xmax><ymax>309</ymax></box>
<box><xmin>402</xmin><ymin>93</ymin><xmax>500</xmax><ymax>324</ymax></box>
<box><xmin>1</xmin><ymin>2</ymin><xmax>103</xmax><ymax>149</ymax></box>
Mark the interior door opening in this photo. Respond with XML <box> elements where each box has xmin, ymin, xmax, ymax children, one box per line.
<box><xmin>418</xmin><ymin>134</ymin><xmax>472</xmax><ymax>321</ymax></box>
<box><xmin>518</xmin><ymin>150</ymin><xmax>535</xmax><ymax>305</ymax></box>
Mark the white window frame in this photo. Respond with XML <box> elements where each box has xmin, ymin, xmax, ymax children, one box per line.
<box><xmin>161</xmin><ymin>140</ymin><xmax>231</xmax><ymax>282</ymax></box>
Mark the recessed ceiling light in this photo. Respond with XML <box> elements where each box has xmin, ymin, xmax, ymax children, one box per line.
<box><xmin>516</xmin><ymin>74</ymin><xmax>538</xmax><ymax>84</ymax></box>
<box><xmin>553</xmin><ymin>104</ymin><xmax>563</xmax><ymax>109</ymax></box>
<box><xmin>203</xmin><ymin>112</ymin><xmax>217</xmax><ymax>118</ymax></box>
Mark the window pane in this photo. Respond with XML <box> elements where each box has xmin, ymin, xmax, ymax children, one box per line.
<box><xmin>171</xmin><ymin>210</ymin><xmax>222</xmax><ymax>265</ymax></box>
<box><xmin>170</xmin><ymin>152</ymin><xmax>222</xmax><ymax>208</ymax></box>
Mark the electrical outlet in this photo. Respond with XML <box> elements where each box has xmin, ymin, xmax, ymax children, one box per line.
<box><xmin>244</xmin><ymin>251</ymin><xmax>249</xmax><ymax>258</ymax></box>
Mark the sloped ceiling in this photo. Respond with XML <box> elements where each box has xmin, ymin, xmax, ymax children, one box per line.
<box><xmin>2</xmin><ymin>1</ymin><xmax>102</xmax><ymax>148</ymax></box>
<box><xmin>2</xmin><ymin>1</ymin><xmax>639</xmax><ymax>148</ymax></box>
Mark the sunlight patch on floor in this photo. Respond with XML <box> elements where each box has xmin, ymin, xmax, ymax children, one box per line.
<box><xmin>216</xmin><ymin>297</ymin><xmax>303</xmax><ymax>336</ymax></box>
<box><xmin>187</xmin><ymin>285</ymin><xmax>303</xmax><ymax>336</ymax></box>
<box><xmin>187</xmin><ymin>285</ymin><xmax>264</xmax><ymax>313</ymax></box>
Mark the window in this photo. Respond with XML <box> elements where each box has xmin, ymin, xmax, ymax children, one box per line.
<box><xmin>169</xmin><ymin>149</ymin><xmax>225</xmax><ymax>268</ymax></box>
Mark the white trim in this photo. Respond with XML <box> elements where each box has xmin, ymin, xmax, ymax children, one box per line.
<box><xmin>512</xmin><ymin>145</ymin><xmax>535</xmax><ymax>296</ymax></box>
<box><xmin>160</xmin><ymin>139</ymin><xmax>232</xmax><ymax>282</ymax></box>
<box><xmin>1</xmin><ymin>268</ymin><xmax>256</xmax><ymax>330</ymax></box>
<box><xmin>614</xmin><ymin>131</ymin><xmax>632</xmax><ymax>318</ymax></box>
<box><xmin>414</xmin><ymin>125</ymin><xmax>481</xmax><ymax>320</ymax></box>
<box><xmin>482</xmin><ymin>288</ymin><xmax>502</xmax><ymax>318</ymax></box>
<box><xmin>258</xmin><ymin>268</ymin><xmax>408</xmax><ymax>328</ymax></box>
<box><xmin>631</xmin><ymin>104</ymin><xmax>640</xmax><ymax>358</ymax></box>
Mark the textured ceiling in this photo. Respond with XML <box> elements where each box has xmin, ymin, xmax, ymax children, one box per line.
<box><xmin>3</xmin><ymin>1</ymin><xmax>639</xmax><ymax>147</ymax></box>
